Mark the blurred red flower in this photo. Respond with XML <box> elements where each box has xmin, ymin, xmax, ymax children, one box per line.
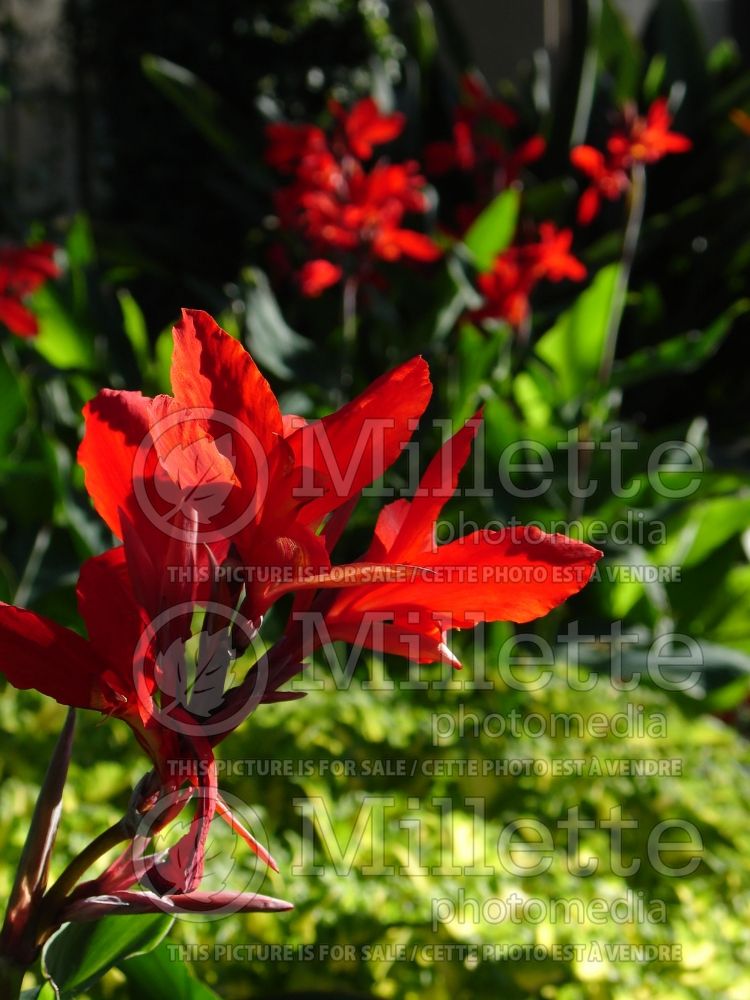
<box><xmin>472</xmin><ymin>223</ymin><xmax>586</xmax><ymax>327</ymax></box>
<box><xmin>571</xmin><ymin>98</ymin><xmax>691</xmax><ymax>224</ymax></box>
<box><xmin>0</xmin><ymin>242</ymin><xmax>60</xmax><ymax>337</ymax></box>
<box><xmin>266</xmin><ymin>98</ymin><xmax>440</xmax><ymax>295</ymax></box>
<box><xmin>425</xmin><ymin>72</ymin><xmax>546</xmax><ymax>233</ymax></box>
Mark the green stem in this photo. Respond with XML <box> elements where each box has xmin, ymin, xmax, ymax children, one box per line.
<box><xmin>340</xmin><ymin>275</ymin><xmax>359</xmax><ymax>395</ymax></box>
<box><xmin>597</xmin><ymin>163</ymin><xmax>647</xmax><ymax>386</ymax></box>
<box><xmin>570</xmin><ymin>165</ymin><xmax>646</xmax><ymax>521</ymax></box>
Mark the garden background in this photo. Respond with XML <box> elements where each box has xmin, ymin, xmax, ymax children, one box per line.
<box><xmin>2</xmin><ymin>1</ymin><xmax>750</xmax><ymax>997</ymax></box>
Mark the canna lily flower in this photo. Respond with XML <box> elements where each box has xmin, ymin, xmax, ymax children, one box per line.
<box><xmin>0</xmin><ymin>547</ymin><xmax>211</xmax><ymax>892</ymax></box>
<box><xmin>425</xmin><ymin>72</ymin><xmax>546</xmax><ymax>235</ymax></box>
<box><xmin>317</xmin><ymin>418</ymin><xmax>601</xmax><ymax>665</ymax></box>
<box><xmin>329</xmin><ymin>96</ymin><xmax>405</xmax><ymax>160</ymax></box>
<box><xmin>571</xmin><ymin>98</ymin><xmax>691</xmax><ymax>224</ymax></box>
<box><xmin>0</xmin><ymin>242</ymin><xmax>60</xmax><ymax>337</ymax></box>
<box><xmin>79</xmin><ymin>309</ymin><xmax>432</xmax><ymax>625</ymax></box>
<box><xmin>0</xmin><ymin>540</ymin><xmax>283</xmax><ymax>941</ymax></box>
<box><xmin>0</xmin><ymin>306</ymin><xmax>602</xmax><ymax>948</ymax></box>
<box><xmin>266</xmin><ymin>98</ymin><xmax>440</xmax><ymax>296</ymax></box>
<box><xmin>472</xmin><ymin>223</ymin><xmax>586</xmax><ymax>328</ymax></box>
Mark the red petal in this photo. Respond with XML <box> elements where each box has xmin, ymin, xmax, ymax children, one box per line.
<box><xmin>171</xmin><ymin>308</ymin><xmax>282</xmax><ymax>463</ymax></box>
<box><xmin>375</xmin><ymin>416</ymin><xmax>480</xmax><ymax>561</ymax></box>
<box><xmin>285</xmin><ymin>356</ymin><xmax>432</xmax><ymax>524</ymax></box>
<box><xmin>78</xmin><ymin>389</ymin><xmax>154</xmax><ymax>540</ymax></box>
<box><xmin>577</xmin><ymin>187</ymin><xmax>602</xmax><ymax>226</ymax></box>
<box><xmin>345</xmin><ymin>97</ymin><xmax>405</xmax><ymax>159</ymax></box>
<box><xmin>0</xmin><ymin>295</ymin><xmax>39</xmax><ymax>336</ymax></box>
<box><xmin>299</xmin><ymin>259</ymin><xmax>343</xmax><ymax>296</ymax></box>
<box><xmin>570</xmin><ymin>145</ymin><xmax>606</xmax><ymax>178</ymax></box>
<box><xmin>0</xmin><ymin>604</ymin><xmax>104</xmax><ymax>709</ymax></box>
<box><xmin>326</xmin><ymin>527</ymin><xmax>602</xmax><ymax>664</ymax></box>
<box><xmin>373</xmin><ymin>228</ymin><xmax>442</xmax><ymax>262</ymax></box>
<box><xmin>77</xmin><ymin>547</ymin><xmax>143</xmax><ymax>654</ymax></box>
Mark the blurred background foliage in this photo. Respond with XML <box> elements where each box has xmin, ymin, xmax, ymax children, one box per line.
<box><xmin>2</xmin><ymin>0</ymin><xmax>750</xmax><ymax>997</ymax></box>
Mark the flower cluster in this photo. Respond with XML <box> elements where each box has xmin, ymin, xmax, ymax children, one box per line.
<box><xmin>266</xmin><ymin>98</ymin><xmax>441</xmax><ymax>296</ymax></box>
<box><xmin>425</xmin><ymin>73</ymin><xmax>546</xmax><ymax>233</ymax></box>
<box><xmin>472</xmin><ymin>223</ymin><xmax>587</xmax><ymax>329</ymax></box>
<box><xmin>0</xmin><ymin>243</ymin><xmax>60</xmax><ymax>337</ymax></box>
<box><xmin>0</xmin><ymin>309</ymin><xmax>600</xmax><ymax>948</ymax></box>
<box><xmin>571</xmin><ymin>98</ymin><xmax>692</xmax><ymax>224</ymax></box>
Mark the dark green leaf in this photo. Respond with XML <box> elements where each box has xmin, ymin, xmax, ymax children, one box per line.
<box><xmin>612</xmin><ymin>300</ymin><xmax>750</xmax><ymax>388</ymax></box>
<box><xmin>42</xmin><ymin>914</ymin><xmax>173</xmax><ymax>998</ymax></box>
<box><xmin>243</xmin><ymin>269</ymin><xmax>315</xmax><ymax>380</ymax></box>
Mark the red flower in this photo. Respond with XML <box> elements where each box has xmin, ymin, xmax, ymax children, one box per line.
<box><xmin>330</xmin><ymin>96</ymin><xmax>405</xmax><ymax>160</ymax></box>
<box><xmin>425</xmin><ymin>73</ymin><xmax>546</xmax><ymax>235</ymax></box>
<box><xmin>300</xmin><ymin>259</ymin><xmax>344</xmax><ymax>296</ymax></box>
<box><xmin>472</xmin><ymin>223</ymin><xmax>586</xmax><ymax>327</ymax></box>
<box><xmin>321</xmin><ymin>418</ymin><xmax>601</xmax><ymax>665</ymax></box>
<box><xmin>79</xmin><ymin>309</ymin><xmax>432</xmax><ymax>623</ymax></box>
<box><xmin>0</xmin><ymin>242</ymin><xmax>60</xmax><ymax>337</ymax></box>
<box><xmin>571</xmin><ymin>99</ymin><xmax>691</xmax><ymax>224</ymax></box>
<box><xmin>0</xmin><ymin>545</ymin><xmax>228</xmax><ymax>888</ymax></box>
<box><xmin>0</xmin><ymin>308</ymin><xmax>602</xmax><ymax>923</ymax></box>
<box><xmin>266</xmin><ymin>99</ymin><xmax>440</xmax><ymax>295</ymax></box>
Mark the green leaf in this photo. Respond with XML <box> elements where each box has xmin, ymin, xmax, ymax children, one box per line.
<box><xmin>27</xmin><ymin>285</ymin><xmax>95</xmax><ymax>371</ymax></box>
<box><xmin>413</xmin><ymin>0</ymin><xmax>438</xmax><ymax>71</ymax></box>
<box><xmin>119</xmin><ymin>942</ymin><xmax>222</xmax><ymax>999</ymax></box>
<box><xmin>643</xmin><ymin>0</ymin><xmax>709</xmax><ymax>120</ymax></box>
<box><xmin>463</xmin><ymin>189</ymin><xmax>520</xmax><ymax>273</ymax></box>
<box><xmin>42</xmin><ymin>914</ymin><xmax>173</xmax><ymax>998</ymax></box>
<box><xmin>243</xmin><ymin>268</ymin><xmax>315</xmax><ymax>380</ymax></box>
<box><xmin>65</xmin><ymin>215</ymin><xmax>95</xmax><ymax>270</ymax></box>
<box><xmin>0</xmin><ymin>346</ymin><xmax>28</xmax><ymax>455</ymax></box>
<box><xmin>612</xmin><ymin>300</ymin><xmax>749</xmax><ymax>388</ymax></box>
<box><xmin>599</xmin><ymin>0</ymin><xmax>643</xmax><ymax>101</ymax></box>
<box><xmin>657</xmin><ymin>495</ymin><xmax>750</xmax><ymax>570</ymax></box>
<box><xmin>118</xmin><ymin>289</ymin><xmax>151</xmax><ymax>375</ymax></box>
<box><xmin>534</xmin><ymin>263</ymin><xmax>621</xmax><ymax>401</ymax></box>
<box><xmin>142</xmin><ymin>56</ymin><xmax>238</xmax><ymax>156</ymax></box>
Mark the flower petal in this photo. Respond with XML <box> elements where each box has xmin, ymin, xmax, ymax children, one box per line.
<box><xmin>0</xmin><ymin>604</ymin><xmax>105</xmax><ymax>710</ymax></box>
<box><xmin>285</xmin><ymin>356</ymin><xmax>432</xmax><ymax>524</ymax></box>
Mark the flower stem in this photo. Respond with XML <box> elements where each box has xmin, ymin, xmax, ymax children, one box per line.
<box><xmin>570</xmin><ymin>164</ymin><xmax>646</xmax><ymax>521</ymax></box>
<box><xmin>36</xmin><ymin>818</ymin><xmax>130</xmax><ymax>936</ymax></box>
<box><xmin>597</xmin><ymin>163</ymin><xmax>646</xmax><ymax>387</ymax></box>
<box><xmin>340</xmin><ymin>275</ymin><xmax>359</xmax><ymax>394</ymax></box>
<box><xmin>0</xmin><ymin>708</ymin><xmax>76</xmax><ymax>971</ymax></box>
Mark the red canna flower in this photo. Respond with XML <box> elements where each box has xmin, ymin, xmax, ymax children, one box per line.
<box><xmin>425</xmin><ymin>72</ymin><xmax>546</xmax><ymax>235</ymax></box>
<box><xmin>313</xmin><ymin>417</ymin><xmax>601</xmax><ymax>667</ymax></box>
<box><xmin>266</xmin><ymin>98</ymin><xmax>440</xmax><ymax>296</ymax></box>
<box><xmin>472</xmin><ymin>223</ymin><xmax>586</xmax><ymax>328</ymax></box>
<box><xmin>0</xmin><ymin>242</ymin><xmax>60</xmax><ymax>337</ymax></box>
<box><xmin>329</xmin><ymin>96</ymin><xmax>405</xmax><ymax>160</ymax></box>
<box><xmin>0</xmin><ymin>307</ymin><xmax>602</xmax><ymax>940</ymax></box>
<box><xmin>79</xmin><ymin>309</ymin><xmax>432</xmax><ymax>625</ymax></box>
<box><xmin>571</xmin><ymin>98</ymin><xmax>691</xmax><ymax>224</ymax></box>
<box><xmin>0</xmin><ymin>544</ymin><xmax>230</xmax><ymax>891</ymax></box>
